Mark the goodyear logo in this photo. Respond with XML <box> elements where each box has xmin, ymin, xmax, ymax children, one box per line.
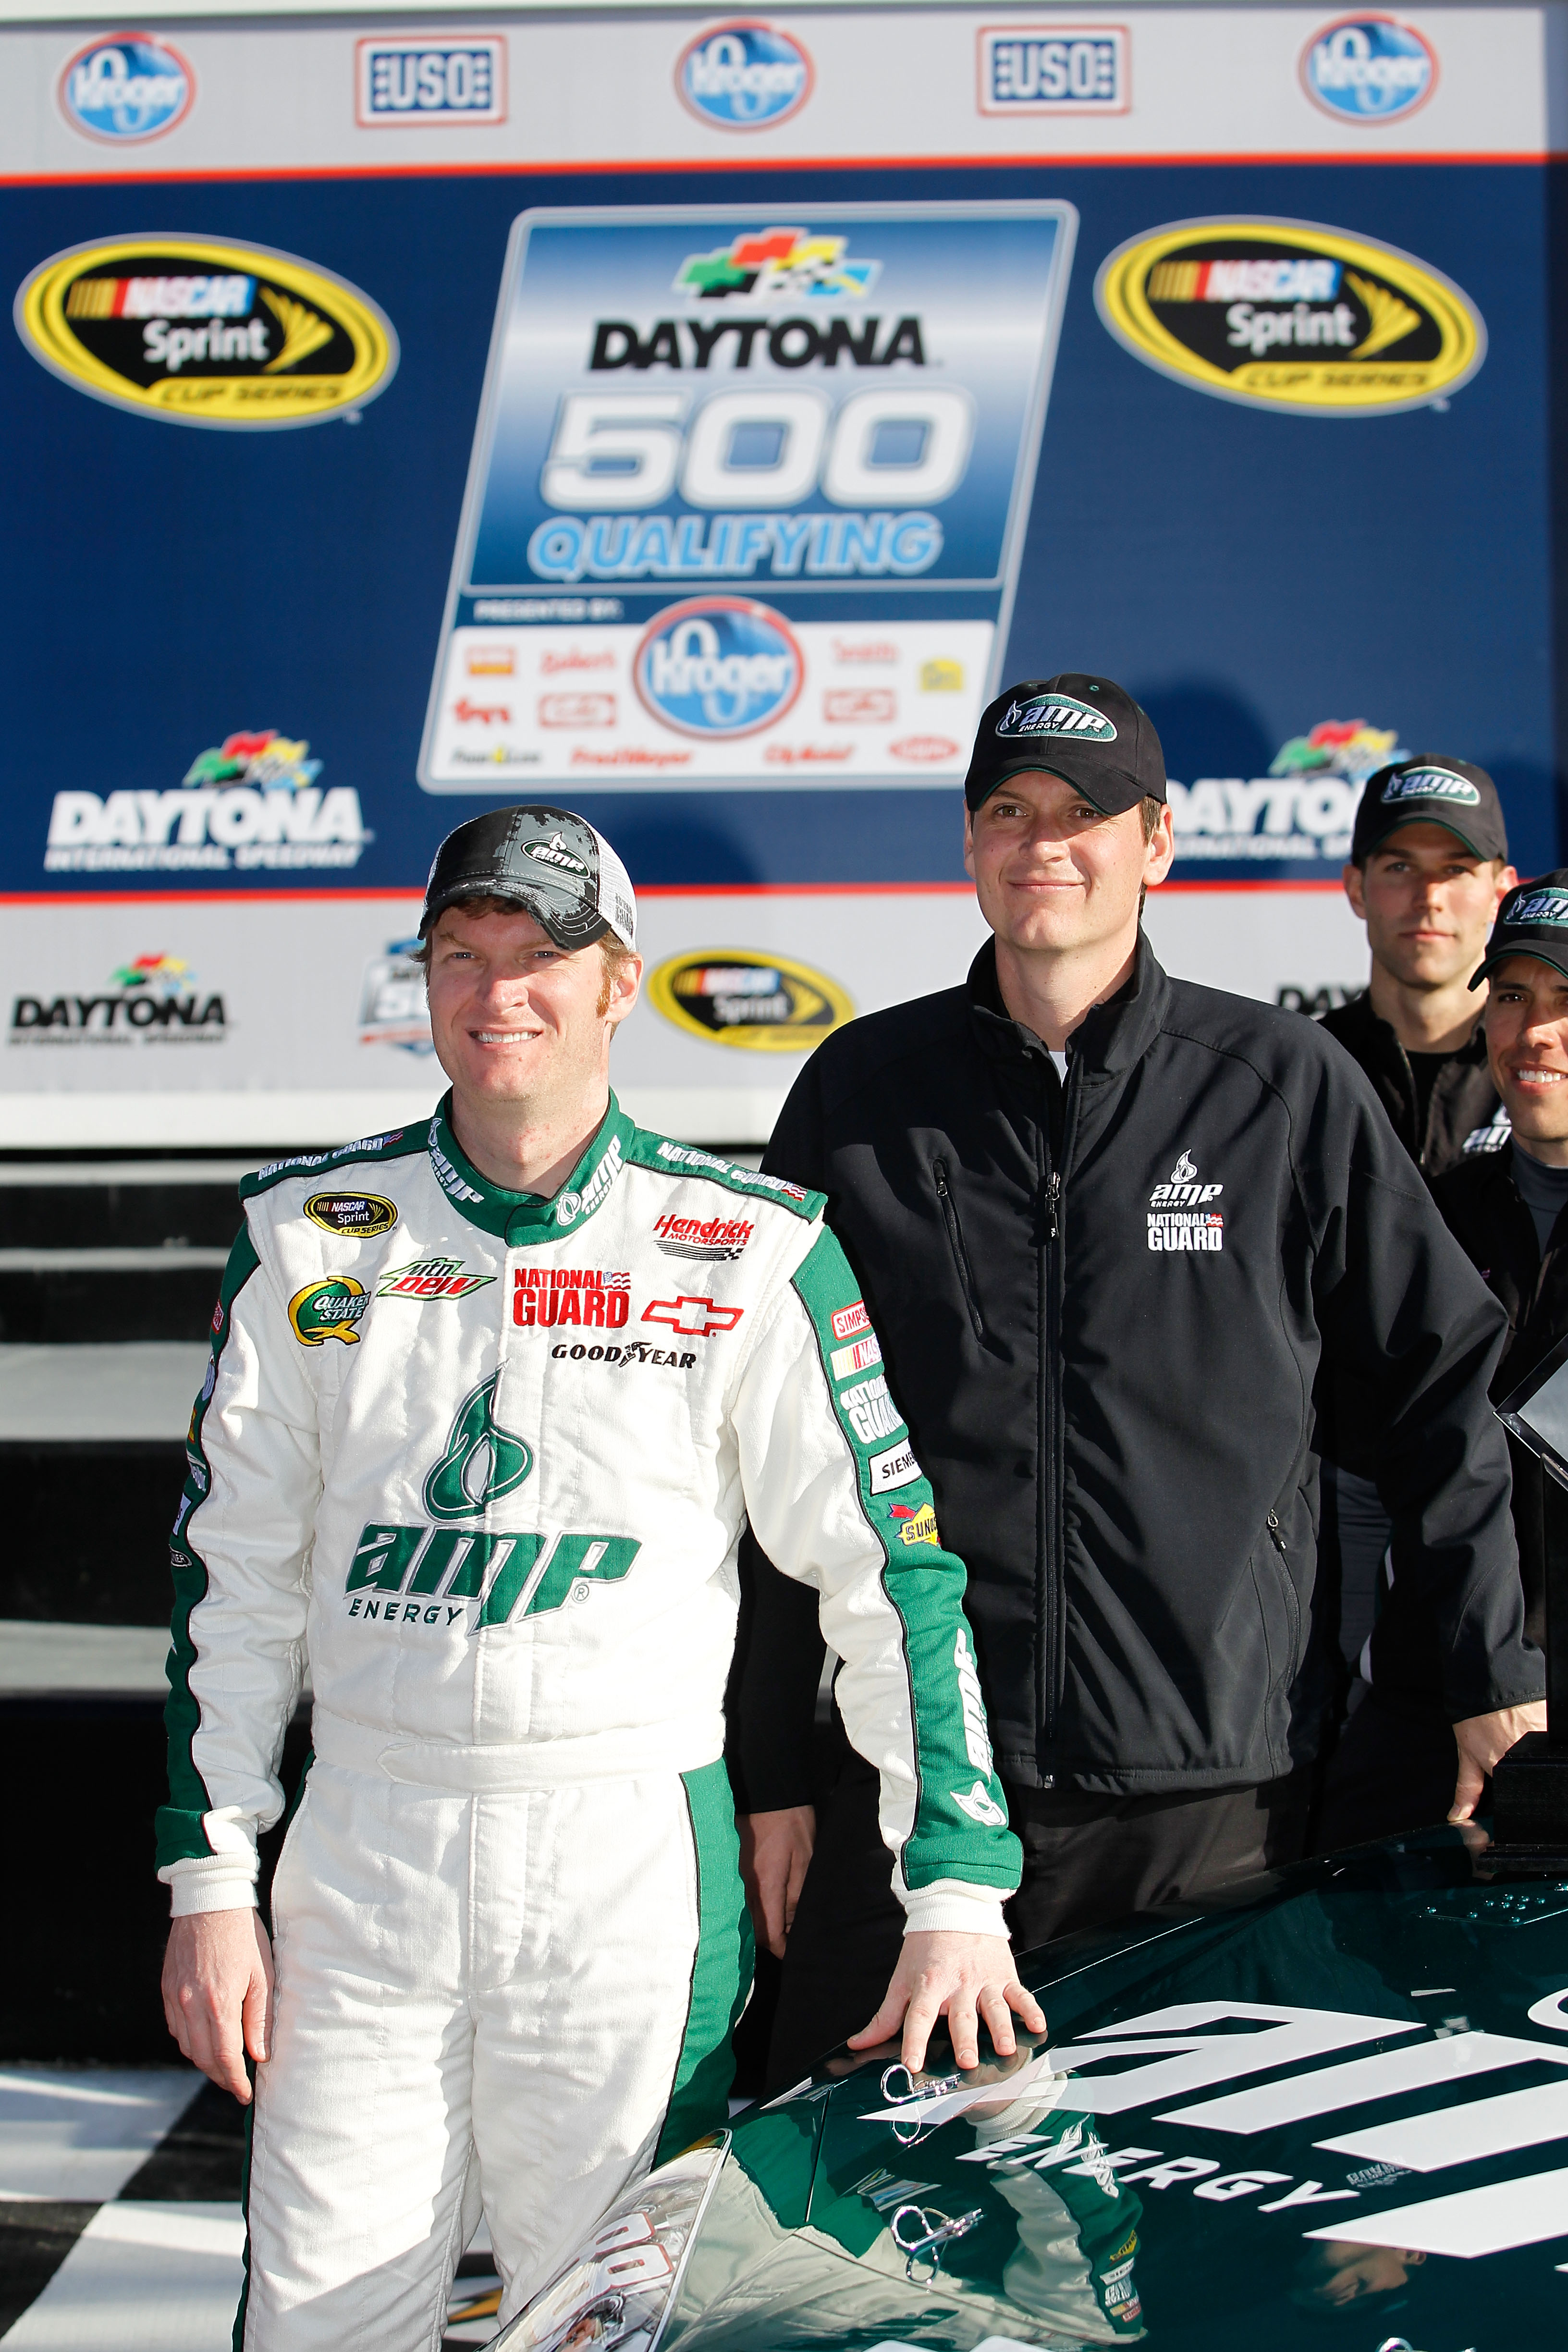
<box><xmin>649</xmin><ymin>948</ymin><xmax>853</xmax><ymax>1053</ymax></box>
<box><xmin>290</xmin><ymin>1276</ymin><xmax>368</xmax><ymax>1347</ymax></box>
<box><xmin>15</xmin><ymin>235</ymin><xmax>397</xmax><ymax>429</ymax></box>
<box><xmin>1383</xmin><ymin>767</ymin><xmax>1480</xmax><ymax>806</ymax></box>
<box><xmin>1095</xmin><ymin>219</ymin><xmax>1484</xmax><ymax>417</ymax></box>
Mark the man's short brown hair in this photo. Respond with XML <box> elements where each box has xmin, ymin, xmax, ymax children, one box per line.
<box><xmin>414</xmin><ymin>895</ymin><xmax>635</xmax><ymax>1015</ymax></box>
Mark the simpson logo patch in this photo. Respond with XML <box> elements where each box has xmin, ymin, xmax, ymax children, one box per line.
<box><xmin>832</xmin><ymin>1299</ymin><xmax>871</xmax><ymax>1341</ymax></box>
<box><xmin>1148</xmin><ymin>1149</ymin><xmax>1225</xmax><ymax>1252</ymax></box>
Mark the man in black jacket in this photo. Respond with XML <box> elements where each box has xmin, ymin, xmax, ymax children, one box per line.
<box><xmin>734</xmin><ymin>674</ymin><xmax>1544</xmax><ymax>2089</ymax></box>
<box><xmin>1319</xmin><ymin>880</ymin><xmax>1560</xmax><ymax>1845</ymax></box>
<box><xmin>1320</xmin><ymin>758</ymin><xmax>1515</xmax><ymax>1178</ymax></box>
<box><xmin>1315</xmin><ymin>762</ymin><xmax>1515</xmax><ymax>1696</ymax></box>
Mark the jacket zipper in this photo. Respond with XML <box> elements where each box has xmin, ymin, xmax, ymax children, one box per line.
<box><xmin>1266</xmin><ymin>1512</ymin><xmax>1286</xmax><ymax>1556</ymax></box>
<box><xmin>932</xmin><ymin>1158</ymin><xmax>984</xmax><ymax>1340</ymax></box>
<box><xmin>1041</xmin><ymin>1070</ymin><xmax>1078</xmax><ymax>1761</ymax></box>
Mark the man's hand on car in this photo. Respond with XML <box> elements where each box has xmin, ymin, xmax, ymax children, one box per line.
<box><xmin>1448</xmin><ymin>1700</ymin><xmax>1549</xmax><ymax>1822</ymax></box>
<box><xmin>162</xmin><ymin>1910</ymin><xmax>274</xmax><ymax>2103</ymax></box>
<box><xmin>738</xmin><ymin>1806</ymin><xmax>816</xmax><ymax>1959</ymax></box>
<box><xmin>849</xmin><ymin>1931</ymin><xmax>1047</xmax><ymax>2073</ymax></box>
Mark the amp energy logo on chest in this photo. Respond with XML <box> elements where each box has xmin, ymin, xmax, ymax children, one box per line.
<box><xmin>15</xmin><ymin>236</ymin><xmax>397</xmax><ymax>429</ymax></box>
<box><xmin>1096</xmin><ymin>218</ymin><xmax>1483</xmax><ymax>417</ymax></box>
<box><xmin>1148</xmin><ymin>1151</ymin><xmax>1225</xmax><ymax>1253</ymax></box>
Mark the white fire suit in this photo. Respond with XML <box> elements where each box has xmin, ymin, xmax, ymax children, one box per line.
<box><xmin>157</xmin><ymin>1095</ymin><xmax>1020</xmax><ymax>2348</ymax></box>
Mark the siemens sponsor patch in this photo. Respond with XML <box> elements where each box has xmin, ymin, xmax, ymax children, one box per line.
<box><xmin>868</xmin><ymin>1439</ymin><xmax>922</xmax><ymax>1494</ymax></box>
<box><xmin>1096</xmin><ymin>219</ymin><xmax>1484</xmax><ymax>417</ymax></box>
<box><xmin>16</xmin><ymin>235</ymin><xmax>396</xmax><ymax>429</ymax></box>
<box><xmin>649</xmin><ymin>949</ymin><xmax>853</xmax><ymax>1051</ymax></box>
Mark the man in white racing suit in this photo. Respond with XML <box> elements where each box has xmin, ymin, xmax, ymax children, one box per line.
<box><xmin>157</xmin><ymin>804</ymin><xmax>1037</xmax><ymax>2349</ymax></box>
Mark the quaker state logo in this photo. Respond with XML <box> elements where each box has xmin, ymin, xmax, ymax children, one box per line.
<box><xmin>1094</xmin><ymin>217</ymin><xmax>1484</xmax><ymax>417</ymax></box>
<box><xmin>14</xmin><ymin>234</ymin><xmax>396</xmax><ymax>429</ymax></box>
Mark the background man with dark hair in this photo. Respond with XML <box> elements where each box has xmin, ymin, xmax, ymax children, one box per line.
<box><xmin>734</xmin><ymin>676</ymin><xmax>1542</xmax><ymax>2093</ymax></box>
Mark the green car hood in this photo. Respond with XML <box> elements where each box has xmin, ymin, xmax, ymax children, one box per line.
<box><xmin>664</xmin><ymin>1829</ymin><xmax>1568</xmax><ymax>2351</ymax></box>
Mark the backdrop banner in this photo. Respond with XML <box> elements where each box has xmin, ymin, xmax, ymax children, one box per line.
<box><xmin>1</xmin><ymin>5</ymin><xmax>1558</xmax><ymax>1142</ymax></box>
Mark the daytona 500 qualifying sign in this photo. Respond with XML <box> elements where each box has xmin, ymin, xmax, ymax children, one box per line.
<box><xmin>420</xmin><ymin>204</ymin><xmax>1074</xmax><ymax>792</ymax></box>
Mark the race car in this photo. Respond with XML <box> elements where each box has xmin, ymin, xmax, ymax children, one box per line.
<box><xmin>495</xmin><ymin>1824</ymin><xmax>1568</xmax><ymax>2350</ymax></box>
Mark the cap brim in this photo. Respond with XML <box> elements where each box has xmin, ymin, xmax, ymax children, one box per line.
<box><xmin>420</xmin><ymin>876</ymin><xmax>610</xmax><ymax>949</ymax></box>
<box><xmin>969</xmin><ymin>752</ymin><xmax>1150</xmax><ymax>817</ymax></box>
<box><xmin>1470</xmin><ymin>942</ymin><xmax>1568</xmax><ymax>991</ymax></box>
<box><xmin>1360</xmin><ymin>812</ymin><xmax>1493</xmax><ymax>862</ymax></box>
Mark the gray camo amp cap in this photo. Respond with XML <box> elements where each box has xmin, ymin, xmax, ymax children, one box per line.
<box><xmin>1470</xmin><ymin>868</ymin><xmax>1568</xmax><ymax>990</ymax></box>
<box><xmin>1352</xmin><ymin>756</ymin><xmax>1507</xmax><ymax>865</ymax></box>
<box><xmin>419</xmin><ymin>806</ymin><xmax>637</xmax><ymax>951</ymax></box>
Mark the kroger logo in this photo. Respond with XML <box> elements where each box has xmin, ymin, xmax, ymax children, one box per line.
<box><xmin>635</xmin><ymin>598</ymin><xmax>803</xmax><ymax>739</ymax></box>
<box><xmin>59</xmin><ymin>36</ymin><xmax>193</xmax><ymax>143</ymax></box>
<box><xmin>1507</xmin><ymin>892</ymin><xmax>1568</xmax><ymax>928</ymax></box>
<box><xmin>996</xmin><ymin>694</ymin><xmax>1117</xmax><ymax>744</ymax></box>
<box><xmin>1301</xmin><ymin>16</ymin><xmax>1436</xmax><ymax>123</ymax></box>
<box><xmin>675</xmin><ymin>21</ymin><xmax>812</xmax><ymax>130</ymax></box>
<box><xmin>1383</xmin><ymin>767</ymin><xmax>1480</xmax><ymax>806</ymax></box>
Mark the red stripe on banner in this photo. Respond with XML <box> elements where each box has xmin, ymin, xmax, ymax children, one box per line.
<box><xmin>0</xmin><ymin>878</ymin><xmax>1349</xmax><ymax>906</ymax></box>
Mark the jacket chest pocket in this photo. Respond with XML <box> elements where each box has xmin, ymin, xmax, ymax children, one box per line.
<box><xmin>931</xmin><ymin>1157</ymin><xmax>984</xmax><ymax>1340</ymax></box>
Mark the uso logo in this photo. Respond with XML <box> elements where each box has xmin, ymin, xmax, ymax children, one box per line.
<box><xmin>1300</xmin><ymin>16</ymin><xmax>1436</xmax><ymax>122</ymax></box>
<box><xmin>675</xmin><ymin>21</ymin><xmax>813</xmax><ymax>129</ymax></box>
<box><xmin>58</xmin><ymin>35</ymin><xmax>194</xmax><ymax>143</ymax></box>
<box><xmin>635</xmin><ymin>599</ymin><xmax>803</xmax><ymax>739</ymax></box>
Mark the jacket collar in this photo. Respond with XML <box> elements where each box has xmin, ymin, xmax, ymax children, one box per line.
<box><xmin>1342</xmin><ymin>988</ymin><xmax>1488</xmax><ymax>1066</ymax></box>
<box><xmin>426</xmin><ymin>1091</ymin><xmax>634</xmax><ymax>1247</ymax></box>
<box><xmin>966</xmin><ymin>930</ymin><xmax>1171</xmax><ymax>1078</ymax></box>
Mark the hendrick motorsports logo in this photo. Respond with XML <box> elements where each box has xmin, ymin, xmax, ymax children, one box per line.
<box><xmin>10</xmin><ymin>953</ymin><xmax>226</xmax><ymax>1045</ymax></box>
<box><xmin>15</xmin><ymin>234</ymin><xmax>397</xmax><ymax>429</ymax></box>
<box><xmin>1301</xmin><ymin>16</ymin><xmax>1436</xmax><ymax>123</ymax></box>
<box><xmin>635</xmin><ymin>598</ymin><xmax>803</xmax><ymax>738</ymax></box>
<box><xmin>1170</xmin><ymin>717</ymin><xmax>1410</xmax><ymax>865</ymax></box>
<box><xmin>1095</xmin><ymin>218</ymin><xmax>1484</xmax><ymax>416</ymax></box>
<box><xmin>675</xmin><ymin>21</ymin><xmax>812</xmax><ymax>129</ymax></box>
<box><xmin>649</xmin><ymin>947</ymin><xmax>854</xmax><ymax>1051</ymax></box>
<box><xmin>59</xmin><ymin>35</ymin><xmax>194</xmax><ymax>143</ymax></box>
<box><xmin>45</xmin><ymin>726</ymin><xmax>368</xmax><ymax>875</ymax></box>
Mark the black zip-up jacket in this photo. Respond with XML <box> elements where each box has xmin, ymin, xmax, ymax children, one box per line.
<box><xmin>1430</xmin><ymin>1142</ymin><xmax>1558</xmax><ymax>1681</ymax></box>
<box><xmin>734</xmin><ymin>937</ymin><xmax>1536</xmax><ymax>1804</ymax></box>
<box><xmin>1318</xmin><ymin>991</ymin><xmax>1501</xmax><ymax>1178</ymax></box>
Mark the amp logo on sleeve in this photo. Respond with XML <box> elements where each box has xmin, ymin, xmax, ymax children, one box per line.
<box><xmin>1148</xmin><ymin>1150</ymin><xmax>1225</xmax><ymax>1253</ymax></box>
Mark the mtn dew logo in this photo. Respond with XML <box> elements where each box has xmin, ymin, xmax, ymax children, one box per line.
<box><xmin>423</xmin><ymin>1376</ymin><xmax>533</xmax><ymax>1519</ymax></box>
<box><xmin>996</xmin><ymin>693</ymin><xmax>1116</xmax><ymax>744</ymax></box>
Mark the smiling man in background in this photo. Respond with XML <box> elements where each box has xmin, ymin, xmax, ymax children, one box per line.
<box><xmin>735</xmin><ymin>676</ymin><xmax>1542</xmax><ymax>2093</ymax></box>
<box><xmin>156</xmin><ymin>803</ymin><xmax>1032</xmax><ymax>2349</ymax></box>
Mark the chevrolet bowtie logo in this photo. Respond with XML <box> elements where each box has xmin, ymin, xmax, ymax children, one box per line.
<box><xmin>641</xmin><ymin>1294</ymin><xmax>745</xmax><ymax>1338</ymax></box>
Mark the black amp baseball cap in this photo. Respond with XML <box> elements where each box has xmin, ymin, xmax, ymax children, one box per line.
<box><xmin>1351</xmin><ymin>757</ymin><xmax>1508</xmax><ymax>865</ymax></box>
<box><xmin>1470</xmin><ymin>869</ymin><xmax>1568</xmax><ymax>991</ymax></box>
<box><xmin>420</xmin><ymin>806</ymin><xmax>637</xmax><ymax>951</ymax></box>
<box><xmin>964</xmin><ymin>674</ymin><xmax>1166</xmax><ymax>816</ymax></box>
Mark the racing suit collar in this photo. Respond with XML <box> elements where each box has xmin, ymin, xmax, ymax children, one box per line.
<box><xmin>426</xmin><ymin>1091</ymin><xmax>636</xmax><ymax>1246</ymax></box>
<box><xmin>966</xmin><ymin>930</ymin><xmax>1169</xmax><ymax>1077</ymax></box>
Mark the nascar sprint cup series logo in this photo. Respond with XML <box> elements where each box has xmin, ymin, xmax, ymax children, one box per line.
<box><xmin>14</xmin><ymin>236</ymin><xmax>397</xmax><ymax>428</ymax></box>
<box><xmin>675</xmin><ymin>21</ymin><xmax>813</xmax><ymax>128</ymax></box>
<box><xmin>1095</xmin><ymin>218</ymin><xmax>1483</xmax><ymax>416</ymax></box>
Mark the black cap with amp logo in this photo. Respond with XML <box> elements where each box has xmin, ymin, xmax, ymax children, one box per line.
<box><xmin>964</xmin><ymin>674</ymin><xmax>1167</xmax><ymax>815</ymax></box>
<box><xmin>1351</xmin><ymin>756</ymin><xmax>1508</xmax><ymax>866</ymax></box>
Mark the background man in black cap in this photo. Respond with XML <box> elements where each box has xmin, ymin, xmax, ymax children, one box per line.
<box><xmin>733</xmin><ymin>677</ymin><xmax>1542</xmax><ymax>2092</ymax></box>
<box><xmin>1319</xmin><ymin>878</ymin><xmax>1560</xmax><ymax>1845</ymax></box>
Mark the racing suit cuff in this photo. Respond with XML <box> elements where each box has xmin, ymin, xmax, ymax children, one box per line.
<box><xmin>160</xmin><ymin>1856</ymin><xmax>260</xmax><ymax>1918</ymax></box>
<box><xmin>901</xmin><ymin>1880</ymin><xmax>1013</xmax><ymax>1940</ymax></box>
